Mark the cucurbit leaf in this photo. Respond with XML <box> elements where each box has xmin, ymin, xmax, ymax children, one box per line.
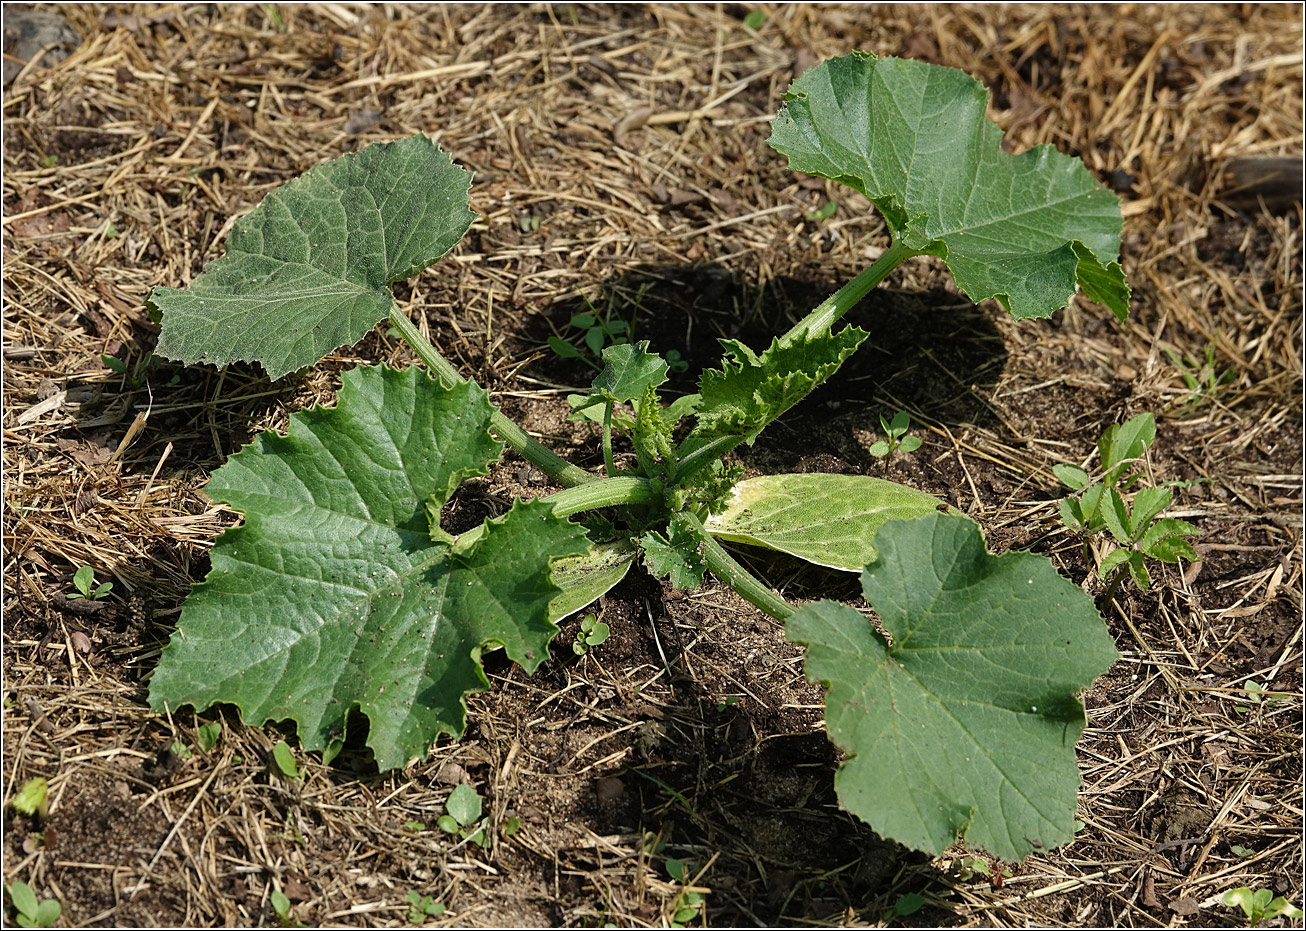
<box><xmin>769</xmin><ymin>52</ymin><xmax>1129</xmax><ymax>321</ymax></box>
<box><xmin>786</xmin><ymin>513</ymin><xmax>1118</xmax><ymax>860</ymax></box>
<box><xmin>690</xmin><ymin>326</ymin><xmax>868</xmax><ymax>445</ymax></box>
<box><xmin>148</xmin><ymin>365</ymin><xmax>588</xmax><ymax>771</ymax></box>
<box><xmin>703</xmin><ymin>473</ymin><xmax>941</xmax><ymax>571</ymax></box>
<box><xmin>151</xmin><ymin>134</ymin><xmax>476</xmax><ymax>380</ymax></box>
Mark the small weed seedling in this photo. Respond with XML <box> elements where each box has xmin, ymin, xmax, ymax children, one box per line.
<box><xmin>868</xmin><ymin>411</ymin><xmax>921</xmax><ymax>458</ymax></box>
<box><xmin>271</xmin><ymin>740</ymin><xmax>300</xmax><ymax>779</ymax></box>
<box><xmin>806</xmin><ymin>199</ymin><xmax>837</xmax><ymax>222</ymax></box>
<box><xmin>1222</xmin><ymin>887</ymin><xmax>1303</xmax><ymax>928</ymax></box>
<box><xmin>102</xmin><ymin>349</ymin><xmax>179</xmax><ymax>388</ymax></box>
<box><xmin>572</xmin><ymin>612</ymin><xmax>610</xmax><ymax>655</ymax></box>
<box><xmin>665</xmin><ymin>859</ymin><xmax>707</xmax><ymax>927</ymax></box>
<box><xmin>1164</xmin><ymin>342</ymin><xmax>1234</xmax><ymax>414</ymax></box>
<box><xmin>270</xmin><ymin>888</ymin><xmax>304</xmax><ymax>928</ymax></box>
<box><xmin>438</xmin><ymin>784</ymin><xmax>490</xmax><ymax>848</ymax></box>
<box><xmin>146</xmin><ymin>51</ymin><xmax>1132</xmax><ymax>864</ymax></box>
<box><xmin>404</xmin><ymin>890</ymin><xmax>446</xmax><ymax>924</ymax></box>
<box><xmin>548</xmin><ymin>300</ymin><xmax>629</xmax><ymax>370</ymax></box>
<box><xmin>884</xmin><ymin>892</ymin><xmax>926</xmax><ymax>924</ymax></box>
<box><xmin>6</xmin><ymin>882</ymin><xmax>60</xmax><ymax>929</ymax></box>
<box><xmin>67</xmin><ymin>565</ymin><xmax>112</xmax><ymax>601</ymax></box>
<box><xmin>10</xmin><ymin>778</ymin><xmax>48</xmax><ymax>820</ymax></box>
<box><xmin>1055</xmin><ymin>414</ymin><xmax>1199</xmax><ymax>592</ymax></box>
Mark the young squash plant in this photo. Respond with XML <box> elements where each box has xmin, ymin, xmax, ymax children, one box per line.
<box><xmin>147</xmin><ymin>52</ymin><xmax>1128</xmax><ymax>862</ymax></box>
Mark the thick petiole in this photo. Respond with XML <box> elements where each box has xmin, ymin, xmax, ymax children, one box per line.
<box><xmin>452</xmin><ymin>477</ymin><xmax>655</xmax><ymax>550</ymax></box>
<box><xmin>782</xmin><ymin>239</ymin><xmax>916</xmax><ymax>342</ymax></box>
<box><xmin>389</xmin><ymin>308</ymin><xmax>597</xmax><ymax>487</ymax></box>
<box><xmin>676</xmin><ymin>510</ymin><xmax>795</xmax><ymax>620</ymax></box>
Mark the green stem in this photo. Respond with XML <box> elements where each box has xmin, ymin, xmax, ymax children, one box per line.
<box><xmin>602</xmin><ymin>402</ymin><xmax>617</xmax><ymax>477</ymax></box>
<box><xmin>388</xmin><ymin>308</ymin><xmax>596</xmax><ymax>487</ymax></box>
<box><xmin>453</xmin><ymin>477</ymin><xmax>655</xmax><ymax>549</ymax></box>
<box><xmin>671</xmin><ymin>434</ymin><xmax>743</xmax><ymax>485</ymax></box>
<box><xmin>782</xmin><ymin>239</ymin><xmax>917</xmax><ymax>342</ymax></box>
<box><xmin>547</xmin><ymin>476</ymin><xmax>654</xmax><ymax>518</ymax></box>
<box><xmin>677</xmin><ymin>510</ymin><xmax>795</xmax><ymax>620</ymax></box>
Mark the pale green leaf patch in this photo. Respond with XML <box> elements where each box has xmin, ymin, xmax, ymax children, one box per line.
<box><xmin>787</xmin><ymin>513</ymin><xmax>1118</xmax><ymax>860</ymax></box>
<box><xmin>704</xmin><ymin>473</ymin><xmax>940</xmax><ymax>571</ymax></box>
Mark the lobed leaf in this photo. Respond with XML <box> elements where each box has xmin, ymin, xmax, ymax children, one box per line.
<box><xmin>148</xmin><ymin>365</ymin><xmax>588</xmax><ymax>771</ymax></box>
<box><xmin>151</xmin><ymin>135</ymin><xmax>476</xmax><ymax>380</ymax></box>
<box><xmin>769</xmin><ymin>52</ymin><xmax>1129</xmax><ymax>321</ymax></box>
<box><xmin>787</xmin><ymin>513</ymin><xmax>1118</xmax><ymax>860</ymax></box>
<box><xmin>704</xmin><ymin>473</ymin><xmax>940</xmax><ymax>571</ymax></box>
<box><xmin>690</xmin><ymin>327</ymin><xmax>867</xmax><ymax>446</ymax></box>
<box><xmin>641</xmin><ymin>514</ymin><xmax>708</xmax><ymax>590</ymax></box>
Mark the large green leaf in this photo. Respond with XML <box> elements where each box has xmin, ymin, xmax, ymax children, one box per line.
<box><xmin>787</xmin><ymin>513</ymin><xmax>1118</xmax><ymax>860</ymax></box>
<box><xmin>769</xmin><ymin>52</ymin><xmax>1129</xmax><ymax>321</ymax></box>
<box><xmin>151</xmin><ymin>135</ymin><xmax>476</xmax><ymax>380</ymax></box>
<box><xmin>690</xmin><ymin>327</ymin><xmax>868</xmax><ymax>446</ymax></box>
<box><xmin>703</xmin><ymin>473</ymin><xmax>940</xmax><ymax>571</ymax></box>
<box><xmin>148</xmin><ymin>365</ymin><xmax>588</xmax><ymax>771</ymax></box>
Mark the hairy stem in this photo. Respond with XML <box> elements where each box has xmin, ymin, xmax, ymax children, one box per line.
<box><xmin>671</xmin><ymin>434</ymin><xmax>743</xmax><ymax>485</ymax></box>
<box><xmin>389</xmin><ymin>308</ymin><xmax>596</xmax><ymax>487</ymax></box>
<box><xmin>602</xmin><ymin>402</ymin><xmax>617</xmax><ymax>477</ymax></box>
<box><xmin>547</xmin><ymin>476</ymin><xmax>655</xmax><ymax>518</ymax></box>
<box><xmin>677</xmin><ymin>510</ymin><xmax>795</xmax><ymax>620</ymax></box>
<box><xmin>782</xmin><ymin>239</ymin><xmax>917</xmax><ymax>342</ymax></box>
<box><xmin>453</xmin><ymin>477</ymin><xmax>655</xmax><ymax>549</ymax></box>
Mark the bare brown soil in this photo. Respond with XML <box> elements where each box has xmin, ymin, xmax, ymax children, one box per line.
<box><xmin>3</xmin><ymin>4</ymin><xmax>1301</xmax><ymax>927</ymax></box>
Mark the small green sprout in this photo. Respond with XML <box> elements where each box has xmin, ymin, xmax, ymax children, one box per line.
<box><xmin>665</xmin><ymin>349</ymin><xmax>689</xmax><ymax>374</ymax></box>
<box><xmin>868</xmin><ymin>411</ymin><xmax>922</xmax><ymax>458</ymax></box>
<box><xmin>40</xmin><ymin>155</ymin><xmax>57</xmax><ymax>168</ymax></box>
<box><xmin>1055</xmin><ymin>414</ymin><xmax>1199</xmax><ymax>592</ymax></box>
<box><xmin>438</xmin><ymin>783</ymin><xmax>490</xmax><ymax>848</ymax></box>
<box><xmin>270</xmin><ymin>887</ymin><xmax>304</xmax><ymax>927</ymax></box>
<box><xmin>404</xmin><ymin>820</ymin><xmax>426</xmax><ymax>832</ymax></box>
<box><xmin>271</xmin><ymin>740</ymin><xmax>300</xmax><ymax>779</ymax></box>
<box><xmin>405</xmin><ymin>890</ymin><xmax>446</xmax><ymax>924</ymax></box>
<box><xmin>1221</xmin><ymin>887</ymin><xmax>1303</xmax><ymax>928</ymax></box>
<box><xmin>665</xmin><ymin>859</ymin><xmax>706</xmax><ymax>927</ymax></box>
<box><xmin>742</xmin><ymin>8</ymin><xmax>766</xmax><ymax>30</ymax></box>
<box><xmin>10</xmin><ymin>778</ymin><xmax>48</xmax><ymax>820</ymax></box>
<box><xmin>548</xmin><ymin>300</ymin><xmax>630</xmax><ymax>370</ymax></box>
<box><xmin>68</xmin><ymin>565</ymin><xmax>113</xmax><ymax>601</ymax></box>
<box><xmin>1229</xmin><ymin>844</ymin><xmax>1255</xmax><ymax>859</ymax></box>
<box><xmin>196</xmin><ymin>720</ymin><xmax>222</xmax><ymax>752</ymax></box>
<box><xmin>806</xmin><ymin>200</ymin><xmax>837</xmax><ymax>222</ymax></box>
<box><xmin>884</xmin><ymin>892</ymin><xmax>925</xmax><ymax>923</ymax></box>
<box><xmin>519</xmin><ymin>214</ymin><xmax>541</xmax><ymax>233</ymax></box>
<box><xmin>572</xmin><ymin>613</ymin><xmax>610</xmax><ymax>655</ymax></box>
<box><xmin>1164</xmin><ymin>342</ymin><xmax>1234</xmax><ymax>415</ymax></box>
<box><xmin>170</xmin><ymin>739</ymin><xmax>193</xmax><ymax>760</ymax></box>
<box><xmin>7</xmin><ymin>882</ymin><xmax>60</xmax><ymax>928</ymax></box>
<box><xmin>105</xmin><ymin>223</ymin><xmax>119</xmax><ymax>239</ymax></box>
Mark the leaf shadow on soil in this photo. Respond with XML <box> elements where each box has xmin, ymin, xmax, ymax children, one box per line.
<box><xmin>520</xmin><ymin>262</ymin><xmax>1007</xmax><ymax>471</ymax></box>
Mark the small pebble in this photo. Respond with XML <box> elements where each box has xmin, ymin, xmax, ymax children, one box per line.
<box><xmin>70</xmin><ymin>631</ymin><xmax>93</xmax><ymax>654</ymax></box>
<box><xmin>594</xmin><ymin>776</ymin><xmax>624</xmax><ymax>803</ymax></box>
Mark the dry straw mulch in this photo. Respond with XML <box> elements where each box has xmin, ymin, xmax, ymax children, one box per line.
<box><xmin>3</xmin><ymin>3</ymin><xmax>1301</xmax><ymax>927</ymax></box>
